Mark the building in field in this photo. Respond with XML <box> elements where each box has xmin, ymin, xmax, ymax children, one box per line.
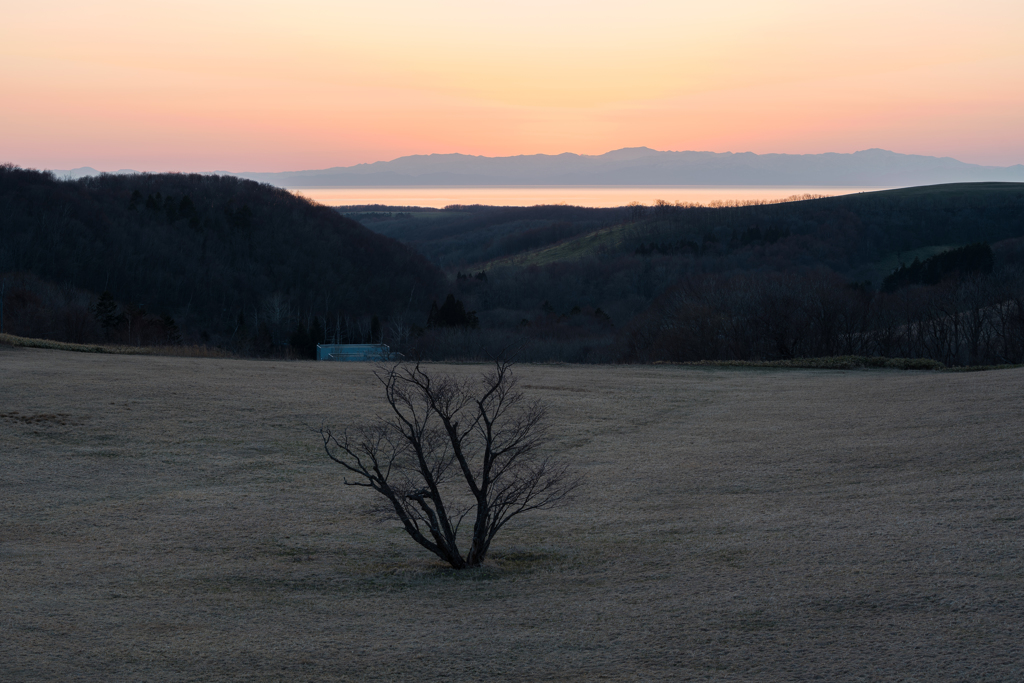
<box><xmin>316</xmin><ymin>343</ymin><xmax>391</xmax><ymax>362</ymax></box>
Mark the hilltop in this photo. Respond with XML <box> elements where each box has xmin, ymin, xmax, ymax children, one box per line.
<box><xmin>0</xmin><ymin>165</ymin><xmax>444</xmax><ymax>351</ymax></box>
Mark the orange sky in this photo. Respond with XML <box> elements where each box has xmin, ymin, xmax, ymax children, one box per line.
<box><xmin>2</xmin><ymin>0</ymin><xmax>1023</xmax><ymax>171</ymax></box>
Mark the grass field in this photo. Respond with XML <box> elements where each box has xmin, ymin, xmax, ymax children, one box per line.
<box><xmin>2</xmin><ymin>347</ymin><xmax>1022</xmax><ymax>681</ymax></box>
<box><xmin>482</xmin><ymin>221</ymin><xmax>636</xmax><ymax>267</ymax></box>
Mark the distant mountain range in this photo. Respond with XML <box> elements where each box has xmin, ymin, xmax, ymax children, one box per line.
<box><xmin>52</xmin><ymin>148</ymin><xmax>1024</xmax><ymax>188</ymax></box>
<box><xmin>50</xmin><ymin>167</ymin><xmax>139</xmax><ymax>180</ymax></box>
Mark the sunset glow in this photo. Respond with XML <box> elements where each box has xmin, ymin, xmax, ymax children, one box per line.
<box><xmin>3</xmin><ymin>0</ymin><xmax>1023</xmax><ymax>171</ymax></box>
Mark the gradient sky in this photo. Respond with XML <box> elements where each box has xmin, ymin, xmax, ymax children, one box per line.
<box><xmin>3</xmin><ymin>0</ymin><xmax>1023</xmax><ymax>172</ymax></box>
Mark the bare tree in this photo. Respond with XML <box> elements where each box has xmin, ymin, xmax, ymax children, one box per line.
<box><xmin>319</xmin><ymin>359</ymin><xmax>579</xmax><ymax>569</ymax></box>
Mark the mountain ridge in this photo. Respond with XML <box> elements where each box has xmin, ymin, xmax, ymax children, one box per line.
<box><xmin>226</xmin><ymin>148</ymin><xmax>1024</xmax><ymax>188</ymax></box>
<box><xmin>49</xmin><ymin>148</ymin><xmax>1024</xmax><ymax>188</ymax></box>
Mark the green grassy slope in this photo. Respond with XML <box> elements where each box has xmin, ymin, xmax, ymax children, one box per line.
<box><xmin>473</xmin><ymin>183</ymin><xmax>1024</xmax><ymax>274</ymax></box>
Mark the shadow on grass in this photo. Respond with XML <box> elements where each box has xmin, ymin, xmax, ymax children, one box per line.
<box><xmin>187</xmin><ymin>547</ymin><xmax>575</xmax><ymax>597</ymax></box>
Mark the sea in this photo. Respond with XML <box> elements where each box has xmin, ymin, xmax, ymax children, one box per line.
<box><xmin>289</xmin><ymin>186</ymin><xmax>892</xmax><ymax>209</ymax></box>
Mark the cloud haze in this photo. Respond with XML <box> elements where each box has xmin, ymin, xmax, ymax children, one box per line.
<box><xmin>2</xmin><ymin>0</ymin><xmax>1023</xmax><ymax>171</ymax></box>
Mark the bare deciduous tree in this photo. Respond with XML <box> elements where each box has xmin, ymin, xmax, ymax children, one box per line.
<box><xmin>319</xmin><ymin>359</ymin><xmax>579</xmax><ymax>569</ymax></box>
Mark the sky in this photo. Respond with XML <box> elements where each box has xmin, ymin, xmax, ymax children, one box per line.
<box><xmin>2</xmin><ymin>0</ymin><xmax>1023</xmax><ymax>172</ymax></box>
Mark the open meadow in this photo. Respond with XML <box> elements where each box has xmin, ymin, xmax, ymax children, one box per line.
<box><xmin>1</xmin><ymin>347</ymin><xmax>1022</xmax><ymax>681</ymax></box>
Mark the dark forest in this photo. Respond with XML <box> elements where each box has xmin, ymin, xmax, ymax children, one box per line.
<box><xmin>3</xmin><ymin>167</ymin><xmax>1024</xmax><ymax>365</ymax></box>
<box><xmin>0</xmin><ymin>165</ymin><xmax>443</xmax><ymax>353</ymax></box>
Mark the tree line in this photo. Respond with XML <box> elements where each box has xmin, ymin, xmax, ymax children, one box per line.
<box><xmin>0</xmin><ymin>165</ymin><xmax>444</xmax><ymax>351</ymax></box>
<box><xmin>624</xmin><ymin>263</ymin><xmax>1024</xmax><ymax>366</ymax></box>
<box><xmin>4</xmin><ymin>166</ymin><xmax>1023</xmax><ymax>366</ymax></box>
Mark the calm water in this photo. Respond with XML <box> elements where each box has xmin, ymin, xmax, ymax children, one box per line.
<box><xmin>290</xmin><ymin>186</ymin><xmax>890</xmax><ymax>209</ymax></box>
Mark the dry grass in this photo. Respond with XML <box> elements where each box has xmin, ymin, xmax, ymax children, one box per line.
<box><xmin>0</xmin><ymin>332</ymin><xmax>233</xmax><ymax>358</ymax></box>
<box><xmin>1</xmin><ymin>346</ymin><xmax>1022</xmax><ymax>681</ymax></box>
<box><xmin>670</xmin><ymin>356</ymin><xmax>949</xmax><ymax>371</ymax></box>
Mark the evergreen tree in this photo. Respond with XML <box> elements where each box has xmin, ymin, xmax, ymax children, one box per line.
<box><xmin>427</xmin><ymin>294</ymin><xmax>478</xmax><ymax>329</ymax></box>
<box><xmin>289</xmin><ymin>323</ymin><xmax>313</xmax><ymax>359</ymax></box>
<box><xmin>94</xmin><ymin>291</ymin><xmax>121</xmax><ymax>335</ymax></box>
<box><xmin>160</xmin><ymin>314</ymin><xmax>182</xmax><ymax>345</ymax></box>
<box><xmin>178</xmin><ymin>195</ymin><xmax>200</xmax><ymax>229</ymax></box>
<box><xmin>310</xmin><ymin>316</ymin><xmax>326</xmax><ymax>346</ymax></box>
<box><xmin>164</xmin><ymin>195</ymin><xmax>179</xmax><ymax>222</ymax></box>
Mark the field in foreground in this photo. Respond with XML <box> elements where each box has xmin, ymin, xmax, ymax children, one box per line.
<box><xmin>1</xmin><ymin>349</ymin><xmax>1022</xmax><ymax>681</ymax></box>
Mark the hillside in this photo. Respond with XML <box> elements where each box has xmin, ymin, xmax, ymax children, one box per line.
<box><xmin>5</xmin><ymin>170</ymin><xmax>1022</xmax><ymax>366</ymax></box>
<box><xmin>348</xmin><ymin>184</ymin><xmax>1024</xmax><ymax>365</ymax></box>
<box><xmin>347</xmin><ymin>204</ymin><xmax>630</xmax><ymax>269</ymax></box>
<box><xmin>0</xmin><ymin>166</ymin><xmax>444</xmax><ymax>350</ymax></box>
<box><xmin>353</xmin><ymin>184</ymin><xmax>1024</xmax><ymax>273</ymax></box>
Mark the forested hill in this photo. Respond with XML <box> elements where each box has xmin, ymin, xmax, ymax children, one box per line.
<box><xmin>347</xmin><ymin>204</ymin><xmax>631</xmax><ymax>268</ymax></box>
<box><xmin>5</xmin><ymin>171</ymin><xmax>1024</xmax><ymax>366</ymax></box>
<box><xmin>354</xmin><ymin>183</ymin><xmax>1024</xmax><ymax>273</ymax></box>
<box><xmin>0</xmin><ymin>165</ymin><xmax>444</xmax><ymax>347</ymax></box>
<box><xmin>346</xmin><ymin>183</ymin><xmax>1024</xmax><ymax>365</ymax></box>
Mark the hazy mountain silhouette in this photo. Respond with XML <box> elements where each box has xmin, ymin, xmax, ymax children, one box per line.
<box><xmin>49</xmin><ymin>167</ymin><xmax>139</xmax><ymax>180</ymax></box>
<box><xmin>226</xmin><ymin>148</ymin><xmax>1024</xmax><ymax>188</ymax></box>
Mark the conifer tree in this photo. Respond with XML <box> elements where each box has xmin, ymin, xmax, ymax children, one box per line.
<box><xmin>94</xmin><ymin>291</ymin><xmax>121</xmax><ymax>336</ymax></box>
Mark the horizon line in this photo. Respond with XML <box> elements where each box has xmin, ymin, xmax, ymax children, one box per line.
<box><xmin>34</xmin><ymin>146</ymin><xmax>1024</xmax><ymax>177</ymax></box>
